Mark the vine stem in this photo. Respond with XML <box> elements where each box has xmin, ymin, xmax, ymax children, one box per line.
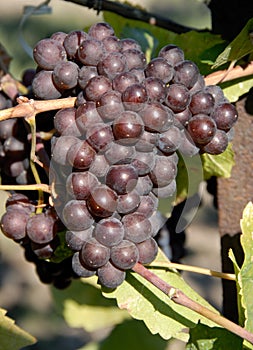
<box><xmin>132</xmin><ymin>262</ymin><xmax>253</xmax><ymax>345</ymax></box>
<box><xmin>0</xmin><ymin>184</ymin><xmax>51</xmax><ymax>193</ymax></box>
<box><xmin>205</xmin><ymin>61</ymin><xmax>253</xmax><ymax>85</ymax></box>
<box><xmin>150</xmin><ymin>261</ymin><xmax>235</xmax><ymax>280</ymax></box>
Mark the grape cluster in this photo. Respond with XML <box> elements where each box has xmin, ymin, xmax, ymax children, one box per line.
<box><xmin>0</xmin><ymin>92</ymin><xmax>32</xmax><ymax>184</ymax></box>
<box><xmin>0</xmin><ymin>22</ymin><xmax>238</xmax><ymax>290</ymax></box>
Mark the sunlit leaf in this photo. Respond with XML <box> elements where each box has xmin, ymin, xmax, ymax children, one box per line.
<box><xmin>221</xmin><ymin>76</ymin><xmax>253</xmax><ymax>102</ymax></box>
<box><xmin>212</xmin><ymin>18</ymin><xmax>253</xmax><ymax>68</ymax></box>
<box><xmin>201</xmin><ymin>143</ymin><xmax>235</xmax><ymax>180</ymax></box>
<box><xmin>0</xmin><ymin>308</ymin><xmax>36</xmax><ymax>350</ymax></box>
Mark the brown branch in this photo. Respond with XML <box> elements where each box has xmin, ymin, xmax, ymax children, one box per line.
<box><xmin>0</xmin><ymin>96</ymin><xmax>76</xmax><ymax>122</ymax></box>
<box><xmin>63</xmin><ymin>0</ymin><xmax>196</xmax><ymax>33</ymax></box>
<box><xmin>205</xmin><ymin>61</ymin><xmax>253</xmax><ymax>85</ymax></box>
<box><xmin>132</xmin><ymin>262</ymin><xmax>253</xmax><ymax>345</ymax></box>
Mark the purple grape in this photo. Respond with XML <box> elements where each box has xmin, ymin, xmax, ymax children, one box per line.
<box><xmin>94</xmin><ymin>217</ymin><xmax>124</xmax><ymax>247</ymax></box>
<box><xmin>51</xmin><ymin>135</ymin><xmax>78</xmax><ymax>166</ymax></box>
<box><xmin>67</xmin><ymin>140</ymin><xmax>96</xmax><ymax>170</ymax></box>
<box><xmin>152</xmin><ymin>179</ymin><xmax>177</xmax><ymax>198</ymax></box>
<box><xmin>87</xmin><ymin>184</ymin><xmax>118</xmax><ymax>218</ymax></box>
<box><xmin>145</xmin><ymin>57</ymin><xmax>174</xmax><ymax>83</ymax></box>
<box><xmin>78</xmin><ymin>66</ymin><xmax>98</xmax><ymax>90</ymax></box>
<box><xmin>66</xmin><ymin>171</ymin><xmax>99</xmax><ymax>200</ymax></box>
<box><xmin>50</xmin><ymin>31</ymin><xmax>67</xmax><ymax>45</ymax></box>
<box><xmin>0</xmin><ymin>209</ymin><xmax>29</xmax><ymax>240</ymax></box>
<box><xmin>164</xmin><ymin>83</ymin><xmax>190</xmax><ymax>112</ymax></box>
<box><xmin>139</xmin><ymin>102</ymin><xmax>173</xmax><ymax>132</ymax></box>
<box><xmin>97</xmin><ymin>90</ymin><xmax>124</xmax><ymax>122</ymax></box>
<box><xmin>120</xmin><ymin>38</ymin><xmax>142</xmax><ymax>52</ymax></box>
<box><xmin>77</xmin><ymin>38</ymin><xmax>105</xmax><ymax>66</ymax></box>
<box><xmin>33</xmin><ymin>38</ymin><xmax>67</xmax><ymax>70</ymax></box>
<box><xmin>54</xmin><ymin>107</ymin><xmax>80</xmax><ymax>136</ymax></box>
<box><xmin>135</xmin><ymin>193</ymin><xmax>158</xmax><ymax>218</ymax></box>
<box><xmin>80</xmin><ymin>237</ymin><xmax>110</xmax><ymax>269</ymax></box>
<box><xmin>143</xmin><ymin>77</ymin><xmax>166</xmax><ymax>102</ymax></box>
<box><xmin>66</xmin><ymin>227</ymin><xmax>94</xmax><ymax>251</ymax></box>
<box><xmin>32</xmin><ymin>70</ymin><xmax>62</xmax><ymax>100</ymax></box>
<box><xmin>187</xmin><ymin>113</ymin><xmax>217</xmax><ymax>145</ymax></box>
<box><xmin>75</xmin><ymin>101</ymin><xmax>102</xmax><ymax>133</ymax></box>
<box><xmin>63</xmin><ymin>200</ymin><xmax>94</xmax><ymax>231</ymax></box>
<box><xmin>72</xmin><ymin>251</ymin><xmax>96</xmax><ymax>277</ymax></box>
<box><xmin>211</xmin><ymin>102</ymin><xmax>238</xmax><ymax>131</ymax></box>
<box><xmin>122</xmin><ymin>213</ymin><xmax>152</xmax><ymax>243</ymax></box>
<box><xmin>102</xmin><ymin>36</ymin><xmax>122</xmax><ymax>53</ymax></box>
<box><xmin>106</xmin><ymin>164</ymin><xmax>138</xmax><ymax>194</ymax></box>
<box><xmin>26</xmin><ymin>212</ymin><xmax>56</xmax><ymax>244</ymax></box>
<box><xmin>52</xmin><ymin>61</ymin><xmax>79</xmax><ymax>90</ymax></box>
<box><xmin>201</xmin><ymin>129</ymin><xmax>228</xmax><ymax>155</ymax></box>
<box><xmin>189</xmin><ymin>91</ymin><xmax>215</xmax><ymax>115</ymax></box>
<box><xmin>104</xmin><ymin>141</ymin><xmax>136</xmax><ymax>165</ymax></box>
<box><xmin>158</xmin><ymin>44</ymin><xmax>184</xmax><ymax>65</ymax></box>
<box><xmin>131</xmin><ymin>151</ymin><xmax>156</xmax><ymax>176</ymax></box>
<box><xmin>136</xmin><ymin>237</ymin><xmax>158</xmax><ymax>264</ymax></box>
<box><xmin>173</xmin><ymin>60</ymin><xmax>199</xmax><ymax>89</ymax></box>
<box><xmin>123</xmin><ymin>48</ymin><xmax>146</xmax><ymax>70</ymax></box>
<box><xmin>149</xmin><ymin>155</ymin><xmax>177</xmax><ymax>187</ymax></box>
<box><xmin>88</xmin><ymin>22</ymin><xmax>115</xmax><ymax>40</ymax></box>
<box><xmin>110</xmin><ymin>240</ymin><xmax>139</xmax><ymax>269</ymax></box>
<box><xmin>63</xmin><ymin>30</ymin><xmax>88</xmax><ymax>59</ymax></box>
<box><xmin>117</xmin><ymin>190</ymin><xmax>141</xmax><ymax>214</ymax></box>
<box><xmin>97</xmin><ymin>261</ymin><xmax>126</xmax><ymax>288</ymax></box>
<box><xmin>84</xmin><ymin>75</ymin><xmax>112</xmax><ymax>102</ymax></box>
<box><xmin>112</xmin><ymin>111</ymin><xmax>144</xmax><ymax>145</ymax></box>
<box><xmin>89</xmin><ymin>154</ymin><xmax>110</xmax><ymax>178</ymax></box>
<box><xmin>97</xmin><ymin>52</ymin><xmax>127</xmax><ymax>79</ymax></box>
<box><xmin>86</xmin><ymin>123</ymin><xmax>114</xmax><ymax>152</ymax></box>
<box><xmin>122</xmin><ymin>83</ymin><xmax>148</xmax><ymax>111</ymax></box>
<box><xmin>156</xmin><ymin>126</ymin><xmax>183</xmax><ymax>154</ymax></box>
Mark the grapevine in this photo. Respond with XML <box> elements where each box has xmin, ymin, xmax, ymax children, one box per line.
<box><xmin>0</xmin><ymin>16</ymin><xmax>253</xmax><ymax>348</ymax></box>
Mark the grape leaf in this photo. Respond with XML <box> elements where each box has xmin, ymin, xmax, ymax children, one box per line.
<box><xmin>212</xmin><ymin>18</ymin><xmax>253</xmax><ymax>69</ymax></box>
<box><xmin>221</xmin><ymin>76</ymin><xmax>253</xmax><ymax>103</ymax></box>
<box><xmin>63</xmin><ymin>300</ymin><xmax>129</xmax><ymax>333</ymax></box>
<box><xmin>103</xmin><ymin>12</ymin><xmax>224</xmax><ymax>75</ymax></box>
<box><xmin>239</xmin><ymin>202</ymin><xmax>253</xmax><ymax>349</ymax></box>
<box><xmin>0</xmin><ymin>308</ymin><xmax>36</xmax><ymax>350</ymax></box>
<box><xmin>101</xmin><ymin>250</ymin><xmax>220</xmax><ymax>342</ymax></box>
<box><xmin>79</xmin><ymin>319</ymin><xmax>168</xmax><ymax>350</ymax></box>
<box><xmin>49</xmin><ymin>230</ymin><xmax>73</xmax><ymax>263</ymax></box>
<box><xmin>201</xmin><ymin>143</ymin><xmax>235</xmax><ymax>180</ymax></box>
<box><xmin>186</xmin><ymin>322</ymin><xmax>243</xmax><ymax>350</ymax></box>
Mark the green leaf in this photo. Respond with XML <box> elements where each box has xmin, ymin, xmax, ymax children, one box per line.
<box><xmin>101</xmin><ymin>250</ymin><xmax>220</xmax><ymax>342</ymax></box>
<box><xmin>79</xmin><ymin>319</ymin><xmax>168</xmax><ymax>350</ymax></box>
<box><xmin>212</xmin><ymin>18</ymin><xmax>253</xmax><ymax>69</ymax></box>
<box><xmin>187</xmin><ymin>322</ymin><xmax>243</xmax><ymax>350</ymax></box>
<box><xmin>103</xmin><ymin>12</ymin><xmax>224</xmax><ymax>75</ymax></box>
<box><xmin>221</xmin><ymin>76</ymin><xmax>253</xmax><ymax>103</ymax></box>
<box><xmin>229</xmin><ymin>249</ymin><xmax>245</xmax><ymax>327</ymax></box>
<box><xmin>239</xmin><ymin>202</ymin><xmax>253</xmax><ymax>348</ymax></box>
<box><xmin>0</xmin><ymin>308</ymin><xmax>36</xmax><ymax>350</ymax></box>
<box><xmin>63</xmin><ymin>300</ymin><xmax>129</xmax><ymax>333</ymax></box>
<box><xmin>201</xmin><ymin>143</ymin><xmax>235</xmax><ymax>180</ymax></box>
<box><xmin>49</xmin><ymin>230</ymin><xmax>73</xmax><ymax>263</ymax></box>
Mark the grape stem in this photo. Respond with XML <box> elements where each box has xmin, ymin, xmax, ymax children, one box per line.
<box><xmin>0</xmin><ymin>184</ymin><xmax>51</xmax><ymax>193</ymax></box>
<box><xmin>150</xmin><ymin>261</ymin><xmax>236</xmax><ymax>280</ymax></box>
<box><xmin>132</xmin><ymin>262</ymin><xmax>253</xmax><ymax>345</ymax></box>
<box><xmin>205</xmin><ymin>60</ymin><xmax>253</xmax><ymax>85</ymax></box>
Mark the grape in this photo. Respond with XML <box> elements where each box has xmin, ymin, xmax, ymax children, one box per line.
<box><xmin>164</xmin><ymin>83</ymin><xmax>190</xmax><ymax>112</ymax></box>
<box><xmin>122</xmin><ymin>212</ymin><xmax>152</xmax><ymax>243</ymax></box>
<box><xmin>212</xmin><ymin>102</ymin><xmax>238</xmax><ymax>131</ymax></box>
<box><xmin>52</xmin><ymin>61</ymin><xmax>79</xmax><ymax>90</ymax></box>
<box><xmin>158</xmin><ymin>44</ymin><xmax>184</xmax><ymax>65</ymax></box>
<box><xmin>3</xmin><ymin>158</ymin><xmax>29</xmax><ymax>178</ymax></box>
<box><xmin>97</xmin><ymin>52</ymin><xmax>127</xmax><ymax>79</ymax></box>
<box><xmin>204</xmin><ymin>85</ymin><xmax>225</xmax><ymax>105</ymax></box>
<box><xmin>190</xmin><ymin>74</ymin><xmax>205</xmax><ymax>93</ymax></box>
<box><xmin>97</xmin><ymin>261</ymin><xmax>126</xmax><ymax>289</ymax></box>
<box><xmin>149</xmin><ymin>211</ymin><xmax>167</xmax><ymax>237</ymax></box>
<box><xmin>149</xmin><ymin>155</ymin><xmax>177</xmax><ymax>187</ymax></box>
<box><xmin>94</xmin><ymin>217</ymin><xmax>124</xmax><ymax>247</ymax></box>
<box><xmin>123</xmin><ymin>48</ymin><xmax>146</xmax><ymax>70</ymax></box>
<box><xmin>51</xmin><ymin>135</ymin><xmax>77</xmax><ymax>166</ymax></box>
<box><xmin>187</xmin><ymin>114</ymin><xmax>217</xmax><ymax>145</ymax></box>
<box><xmin>77</xmin><ymin>38</ymin><xmax>105</xmax><ymax>66</ymax></box>
<box><xmin>5</xmin><ymin>193</ymin><xmax>34</xmax><ymax>214</ymax></box>
<box><xmin>3</xmin><ymin>136</ymin><xmax>26</xmax><ymax>159</ymax></box>
<box><xmin>110</xmin><ymin>240</ymin><xmax>139</xmax><ymax>269</ymax></box>
<box><xmin>0</xmin><ymin>119</ymin><xmax>18</xmax><ymax>140</ymax></box>
<box><xmin>66</xmin><ymin>140</ymin><xmax>96</xmax><ymax>170</ymax></box>
<box><xmin>54</xmin><ymin>107</ymin><xmax>80</xmax><ymax>136</ymax></box>
<box><xmin>178</xmin><ymin>130</ymin><xmax>200</xmax><ymax>157</ymax></box>
<box><xmin>72</xmin><ymin>251</ymin><xmax>96</xmax><ymax>277</ymax></box>
<box><xmin>201</xmin><ymin>129</ymin><xmax>228</xmax><ymax>155</ymax></box>
<box><xmin>33</xmin><ymin>38</ymin><xmax>67</xmax><ymax>70</ymax></box>
<box><xmin>31</xmin><ymin>238</ymin><xmax>59</xmax><ymax>259</ymax></box>
<box><xmin>78</xmin><ymin>66</ymin><xmax>98</xmax><ymax>90</ymax></box>
<box><xmin>32</xmin><ymin>70</ymin><xmax>62</xmax><ymax>100</ymax></box>
<box><xmin>122</xmin><ymin>83</ymin><xmax>148</xmax><ymax>111</ymax></box>
<box><xmin>135</xmin><ymin>130</ymin><xmax>158</xmax><ymax>152</ymax></box>
<box><xmin>135</xmin><ymin>174</ymin><xmax>153</xmax><ymax>196</ymax></box>
<box><xmin>80</xmin><ymin>237</ymin><xmax>110</xmax><ymax>269</ymax></box>
<box><xmin>97</xmin><ymin>90</ymin><xmax>124</xmax><ymax>122</ymax></box>
<box><xmin>88</xmin><ymin>22</ymin><xmax>115</xmax><ymax>40</ymax></box>
<box><xmin>156</xmin><ymin>126</ymin><xmax>183</xmax><ymax>154</ymax></box>
<box><xmin>139</xmin><ymin>102</ymin><xmax>174</xmax><ymax>133</ymax></box>
<box><xmin>89</xmin><ymin>154</ymin><xmax>110</xmax><ymax>178</ymax></box>
<box><xmin>152</xmin><ymin>179</ymin><xmax>177</xmax><ymax>198</ymax></box>
<box><xmin>86</xmin><ymin>123</ymin><xmax>114</xmax><ymax>152</ymax></box>
<box><xmin>135</xmin><ymin>193</ymin><xmax>158</xmax><ymax>218</ymax></box>
<box><xmin>112</xmin><ymin>71</ymin><xmax>138</xmax><ymax>93</ymax></box>
<box><xmin>63</xmin><ymin>30</ymin><xmax>88</xmax><ymax>58</ymax></box>
<box><xmin>50</xmin><ymin>31</ymin><xmax>67</xmax><ymax>45</ymax></box>
<box><xmin>143</xmin><ymin>77</ymin><xmax>166</xmax><ymax>102</ymax></box>
<box><xmin>173</xmin><ymin>60</ymin><xmax>199</xmax><ymax>89</ymax></box>
<box><xmin>131</xmin><ymin>151</ymin><xmax>156</xmax><ymax>176</ymax></box>
<box><xmin>84</xmin><ymin>76</ymin><xmax>112</xmax><ymax>102</ymax></box>
<box><xmin>62</xmin><ymin>199</ymin><xmax>94</xmax><ymax>231</ymax></box>
<box><xmin>117</xmin><ymin>190</ymin><xmax>141</xmax><ymax>214</ymax></box>
<box><xmin>120</xmin><ymin>38</ymin><xmax>142</xmax><ymax>52</ymax></box>
<box><xmin>130</xmin><ymin>68</ymin><xmax>145</xmax><ymax>82</ymax></box>
<box><xmin>102</xmin><ymin>36</ymin><xmax>122</xmax><ymax>53</ymax></box>
<box><xmin>145</xmin><ymin>57</ymin><xmax>174</xmax><ymax>83</ymax></box>
<box><xmin>66</xmin><ymin>227</ymin><xmax>94</xmax><ymax>251</ymax></box>
<box><xmin>105</xmin><ymin>164</ymin><xmax>138</xmax><ymax>194</ymax></box>
<box><xmin>112</xmin><ymin>111</ymin><xmax>144</xmax><ymax>145</ymax></box>
<box><xmin>0</xmin><ymin>209</ymin><xmax>29</xmax><ymax>240</ymax></box>
<box><xmin>189</xmin><ymin>91</ymin><xmax>215</xmax><ymax>115</ymax></box>
<box><xmin>104</xmin><ymin>141</ymin><xmax>136</xmax><ymax>165</ymax></box>
<box><xmin>26</xmin><ymin>213</ymin><xmax>55</xmax><ymax>244</ymax></box>
<box><xmin>87</xmin><ymin>184</ymin><xmax>118</xmax><ymax>218</ymax></box>
<box><xmin>174</xmin><ymin>108</ymin><xmax>192</xmax><ymax>128</ymax></box>
<box><xmin>66</xmin><ymin>171</ymin><xmax>99</xmax><ymax>200</ymax></box>
<box><xmin>136</xmin><ymin>237</ymin><xmax>158</xmax><ymax>264</ymax></box>
<box><xmin>75</xmin><ymin>101</ymin><xmax>102</xmax><ymax>133</ymax></box>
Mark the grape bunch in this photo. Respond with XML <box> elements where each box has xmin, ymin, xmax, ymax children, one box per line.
<box><xmin>0</xmin><ymin>21</ymin><xmax>238</xmax><ymax>290</ymax></box>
